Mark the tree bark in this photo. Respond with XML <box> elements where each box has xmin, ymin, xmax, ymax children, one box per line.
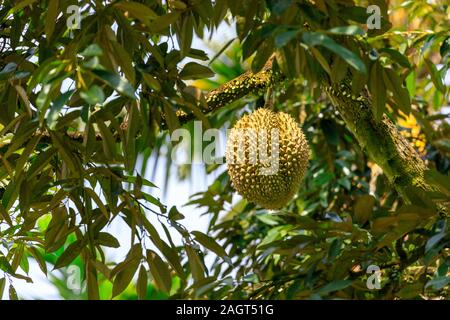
<box><xmin>323</xmin><ymin>79</ymin><xmax>431</xmax><ymax>202</ymax></box>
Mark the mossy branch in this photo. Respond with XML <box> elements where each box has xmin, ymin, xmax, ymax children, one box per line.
<box><xmin>166</xmin><ymin>56</ymin><xmax>277</xmax><ymax>127</ymax></box>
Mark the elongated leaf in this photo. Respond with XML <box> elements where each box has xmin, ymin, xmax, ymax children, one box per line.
<box><xmin>382</xmin><ymin>68</ymin><xmax>411</xmax><ymax>114</ymax></box>
<box><xmin>114</xmin><ymin>1</ymin><xmax>157</xmax><ymax>25</ymax></box>
<box><xmin>48</xmin><ymin>90</ymin><xmax>74</xmax><ymax>129</ymax></box>
<box><xmin>0</xmin><ymin>203</ymin><xmax>13</xmax><ymax>227</ymax></box>
<box><xmin>354</xmin><ymin>194</ymin><xmax>375</xmax><ymax>224</ymax></box>
<box><xmin>180</xmin><ymin>62</ymin><xmax>215</xmax><ymax>80</ymax></box>
<box><xmin>379</xmin><ymin>48</ymin><xmax>411</xmax><ymax>68</ymax></box>
<box><xmin>303</xmin><ymin>32</ymin><xmax>367</xmax><ymax>74</ymax></box>
<box><xmin>192</xmin><ymin>231</ymin><xmax>232</xmax><ymax>265</ymax></box>
<box><xmin>86</xmin><ymin>261</ymin><xmax>100</xmax><ymax>300</ymax></box>
<box><xmin>12</xmin><ymin>0</ymin><xmax>38</xmax><ymax>12</ymax></box>
<box><xmin>54</xmin><ymin>240</ymin><xmax>84</xmax><ymax>269</ymax></box>
<box><xmin>112</xmin><ymin>259</ymin><xmax>140</xmax><ymax>298</ymax></box>
<box><xmin>148</xmin><ymin>12</ymin><xmax>181</xmax><ymax>33</ymax></box>
<box><xmin>91</xmin><ymin>69</ymin><xmax>136</xmax><ymax>99</ymax></box>
<box><xmin>137</xmin><ymin>265</ymin><xmax>148</xmax><ymax>300</ymax></box>
<box><xmin>96</xmin><ymin>232</ymin><xmax>120</xmax><ymax>248</ymax></box>
<box><xmin>96</xmin><ymin>121</ymin><xmax>117</xmax><ymax>160</ymax></box>
<box><xmin>45</xmin><ymin>0</ymin><xmax>58</xmax><ymax>40</ymax></box>
<box><xmin>425</xmin><ymin>276</ymin><xmax>450</xmax><ymax>291</ymax></box>
<box><xmin>185</xmin><ymin>245</ymin><xmax>205</xmax><ymax>283</ymax></box>
<box><xmin>28</xmin><ymin>247</ymin><xmax>47</xmax><ymax>275</ymax></box>
<box><xmin>146</xmin><ymin>250</ymin><xmax>172</xmax><ymax>293</ymax></box>
<box><xmin>0</xmin><ymin>278</ymin><xmax>5</xmax><ymax>299</ymax></box>
<box><xmin>9</xmin><ymin>285</ymin><xmax>18</xmax><ymax>300</ymax></box>
<box><xmin>369</xmin><ymin>62</ymin><xmax>386</xmax><ymax>121</ymax></box>
<box><xmin>316</xmin><ymin>280</ymin><xmax>353</xmax><ymax>295</ymax></box>
<box><xmin>80</xmin><ymin>85</ymin><xmax>105</xmax><ymax>105</ymax></box>
<box><xmin>424</xmin><ymin>58</ymin><xmax>446</xmax><ymax>93</ymax></box>
<box><xmin>328</xmin><ymin>26</ymin><xmax>365</xmax><ymax>36</ymax></box>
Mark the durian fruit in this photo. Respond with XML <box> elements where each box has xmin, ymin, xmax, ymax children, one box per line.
<box><xmin>226</xmin><ymin>108</ymin><xmax>310</xmax><ymax>209</ymax></box>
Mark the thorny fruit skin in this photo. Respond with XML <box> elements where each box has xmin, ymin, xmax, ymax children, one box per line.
<box><xmin>226</xmin><ymin>108</ymin><xmax>310</xmax><ymax>209</ymax></box>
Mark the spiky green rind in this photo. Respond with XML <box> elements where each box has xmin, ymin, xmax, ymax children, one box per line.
<box><xmin>226</xmin><ymin>108</ymin><xmax>310</xmax><ymax>209</ymax></box>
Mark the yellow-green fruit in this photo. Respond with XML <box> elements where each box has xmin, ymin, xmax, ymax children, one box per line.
<box><xmin>226</xmin><ymin>108</ymin><xmax>310</xmax><ymax>209</ymax></box>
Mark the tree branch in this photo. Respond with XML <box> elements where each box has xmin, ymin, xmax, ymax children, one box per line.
<box><xmin>164</xmin><ymin>55</ymin><xmax>277</xmax><ymax>127</ymax></box>
<box><xmin>323</xmin><ymin>79</ymin><xmax>432</xmax><ymax>202</ymax></box>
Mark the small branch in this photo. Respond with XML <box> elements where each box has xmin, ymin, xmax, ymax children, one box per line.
<box><xmin>165</xmin><ymin>55</ymin><xmax>277</xmax><ymax>127</ymax></box>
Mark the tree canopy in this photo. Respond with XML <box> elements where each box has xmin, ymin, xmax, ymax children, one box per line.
<box><xmin>0</xmin><ymin>0</ymin><xmax>449</xmax><ymax>300</ymax></box>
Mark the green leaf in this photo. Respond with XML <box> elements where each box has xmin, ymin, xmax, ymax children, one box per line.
<box><xmin>369</xmin><ymin>62</ymin><xmax>386</xmax><ymax>121</ymax></box>
<box><xmin>112</xmin><ymin>246</ymin><xmax>141</xmax><ymax>298</ymax></box>
<box><xmin>54</xmin><ymin>240</ymin><xmax>84</xmax><ymax>269</ymax></box>
<box><xmin>424</xmin><ymin>58</ymin><xmax>446</xmax><ymax>93</ymax></box>
<box><xmin>192</xmin><ymin>231</ymin><xmax>232</xmax><ymax>265</ymax></box>
<box><xmin>0</xmin><ymin>62</ymin><xmax>17</xmax><ymax>80</ymax></box>
<box><xmin>27</xmin><ymin>148</ymin><xmax>58</xmax><ymax>179</ymax></box>
<box><xmin>48</xmin><ymin>90</ymin><xmax>74</xmax><ymax>129</ymax></box>
<box><xmin>425</xmin><ymin>170</ymin><xmax>450</xmax><ymax>195</ymax></box>
<box><xmin>328</xmin><ymin>26</ymin><xmax>365</xmax><ymax>36</ymax></box>
<box><xmin>137</xmin><ymin>265</ymin><xmax>148</xmax><ymax>300</ymax></box>
<box><xmin>266</xmin><ymin>0</ymin><xmax>293</xmax><ymax>16</ymax></box>
<box><xmin>440</xmin><ymin>36</ymin><xmax>450</xmax><ymax>57</ymax></box>
<box><xmin>168</xmin><ymin>206</ymin><xmax>185</xmax><ymax>221</ymax></box>
<box><xmin>425</xmin><ymin>276</ymin><xmax>450</xmax><ymax>291</ymax></box>
<box><xmin>80</xmin><ymin>44</ymin><xmax>103</xmax><ymax>57</ymax></box>
<box><xmin>141</xmin><ymin>217</ymin><xmax>185</xmax><ymax>279</ymax></box>
<box><xmin>316</xmin><ymin>280</ymin><xmax>353</xmax><ymax>295</ymax></box>
<box><xmin>86</xmin><ymin>261</ymin><xmax>100</xmax><ymax>300</ymax></box>
<box><xmin>274</xmin><ymin>30</ymin><xmax>298</xmax><ymax>48</ymax></box>
<box><xmin>110</xmin><ymin>40</ymin><xmax>136</xmax><ymax>84</ymax></box>
<box><xmin>148</xmin><ymin>11</ymin><xmax>181</xmax><ymax>33</ymax></box>
<box><xmin>354</xmin><ymin>194</ymin><xmax>375</xmax><ymax>224</ymax></box>
<box><xmin>146</xmin><ymin>250</ymin><xmax>172</xmax><ymax>293</ymax></box>
<box><xmin>9</xmin><ymin>285</ymin><xmax>18</xmax><ymax>300</ymax></box>
<box><xmin>180</xmin><ymin>62</ymin><xmax>215</xmax><ymax>80</ymax></box>
<box><xmin>11</xmin><ymin>0</ymin><xmax>38</xmax><ymax>12</ymax></box>
<box><xmin>425</xmin><ymin>232</ymin><xmax>446</xmax><ymax>253</ymax></box>
<box><xmin>45</xmin><ymin>0</ymin><xmax>58</xmax><ymax>40</ymax></box>
<box><xmin>328</xmin><ymin>238</ymin><xmax>342</xmax><ymax>261</ymax></box>
<box><xmin>49</xmin><ymin>131</ymin><xmax>79</xmax><ymax>174</ymax></box>
<box><xmin>80</xmin><ymin>85</ymin><xmax>105</xmax><ymax>105</ymax></box>
<box><xmin>185</xmin><ymin>245</ymin><xmax>205</xmax><ymax>283</ymax></box>
<box><xmin>114</xmin><ymin>1</ymin><xmax>157</xmax><ymax>26</ymax></box>
<box><xmin>379</xmin><ymin>48</ymin><xmax>411</xmax><ymax>68</ymax></box>
<box><xmin>302</xmin><ymin>32</ymin><xmax>367</xmax><ymax>74</ymax></box>
<box><xmin>97</xmin><ymin>232</ymin><xmax>120</xmax><ymax>248</ymax></box>
<box><xmin>0</xmin><ymin>203</ymin><xmax>13</xmax><ymax>227</ymax></box>
<box><xmin>91</xmin><ymin>69</ymin><xmax>136</xmax><ymax>99</ymax></box>
<box><xmin>330</xmin><ymin>57</ymin><xmax>348</xmax><ymax>83</ymax></box>
<box><xmin>310</xmin><ymin>48</ymin><xmax>331</xmax><ymax>75</ymax></box>
<box><xmin>142</xmin><ymin>74</ymin><xmax>161</xmax><ymax>92</ymax></box>
<box><xmin>382</xmin><ymin>68</ymin><xmax>411</xmax><ymax>114</ymax></box>
<box><xmin>112</xmin><ymin>260</ymin><xmax>140</xmax><ymax>298</ymax></box>
<box><xmin>161</xmin><ymin>100</ymin><xmax>180</xmax><ymax>134</ymax></box>
<box><xmin>0</xmin><ymin>278</ymin><xmax>5</xmax><ymax>299</ymax></box>
<box><xmin>28</xmin><ymin>247</ymin><xmax>47</xmax><ymax>275</ymax></box>
<box><xmin>177</xmin><ymin>14</ymin><xmax>194</xmax><ymax>58</ymax></box>
<box><xmin>96</xmin><ymin>121</ymin><xmax>117</xmax><ymax>160</ymax></box>
<box><xmin>0</xmin><ymin>256</ymin><xmax>13</xmax><ymax>274</ymax></box>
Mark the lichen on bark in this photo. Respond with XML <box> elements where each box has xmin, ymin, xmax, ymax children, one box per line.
<box><xmin>323</xmin><ymin>79</ymin><xmax>431</xmax><ymax>202</ymax></box>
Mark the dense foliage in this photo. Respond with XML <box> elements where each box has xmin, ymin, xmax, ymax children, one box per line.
<box><xmin>0</xmin><ymin>0</ymin><xmax>449</xmax><ymax>299</ymax></box>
